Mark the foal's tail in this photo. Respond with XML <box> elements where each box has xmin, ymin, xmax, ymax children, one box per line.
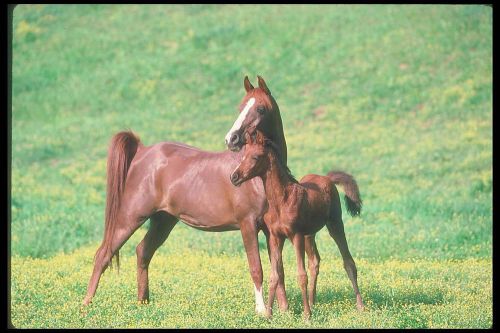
<box><xmin>94</xmin><ymin>130</ymin><xmax>141</xmax><ymax>272</ymax></box>
<box><xmin>327</xmin><ymin>171</ymin><xmax>362</xmax><ymax>217</ymax></box>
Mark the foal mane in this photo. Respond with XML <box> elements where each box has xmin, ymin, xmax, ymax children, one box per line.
<box><xmin>264</xmin><ymin>139</ymin><xmax>298</xmax><ymax>184</ymax></box>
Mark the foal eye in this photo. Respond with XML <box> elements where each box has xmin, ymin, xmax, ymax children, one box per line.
<box><xmin>252</xmin><ymin>156</ymin><xmax>259</xmax><ymax>161</ymax></box>
<box><xmin>256</xmin><ymin>106</ymin><xmax>265</xmax><ymax>115</ymax></box>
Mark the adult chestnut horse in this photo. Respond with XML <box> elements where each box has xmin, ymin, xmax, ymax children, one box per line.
<box><xmin>82</xmin><ymin>77</ymin><xmax>291</xmax><ymax>315</ymax></box>
<box><xmin>226</xmin><ymin>76</ymin><xmax>324</xmax><ymax>308</ymax></box>
<box><xmin>230</xmin><ymin>131</ymin><xmax>365</xmax><ymax>318</ymax></box>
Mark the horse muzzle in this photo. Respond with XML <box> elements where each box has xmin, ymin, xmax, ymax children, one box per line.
<box><xmin>226</xmin><ymin>132</ymin><xmax>242</xmax><ymax>152</ymax></box>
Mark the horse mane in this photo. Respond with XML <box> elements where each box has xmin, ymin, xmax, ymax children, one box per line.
<box><xmin>264</xmin><ymin>139</ymin><xmax>298</xmax><ymax>184</ymax></box>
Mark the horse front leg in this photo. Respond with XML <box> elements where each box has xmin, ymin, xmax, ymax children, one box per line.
<box><xmin>263</xmin><ymin>226</ymin><xmax>289</xmax><ymax>312</ymax></box>
<box><xmin>266</xmin><ymin>233</ymin><xmax>285</xmax><ymax>318</ymax></box>
<box><xmin>240</xmin><ymin>219</ymin><xmax>266</xmax><ymax>316</ymax></box>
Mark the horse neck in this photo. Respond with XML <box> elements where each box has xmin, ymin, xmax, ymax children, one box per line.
<box><xmin>269</xmin><ymin>102</ymin><xmax>287</xmax><ymax>165</ymax></box>
<box><xmin>260</xmin><ymin>150</ymin><xmax>293</xmax><ymax>209</ymax></box>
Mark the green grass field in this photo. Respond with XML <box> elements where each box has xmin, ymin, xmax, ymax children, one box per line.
<box><xmin>10</xmin><ymin>4</ymin><xmax>492</xmax><ymax>328</ymax></box>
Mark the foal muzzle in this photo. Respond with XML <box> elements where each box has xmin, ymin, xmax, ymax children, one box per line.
<box><xmin>230</xmin><ymin>171</ymin><xmax>242</xmax><ymax>186</ymax></box>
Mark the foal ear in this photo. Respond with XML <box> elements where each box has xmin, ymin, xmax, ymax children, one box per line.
<box><xmin>244</xmin><ymin>76</ymin><xmax>254</xmax><ymax>92</ymax></box>
<box><xmin>254</xmin><ymin>130</ymin><xmax>266</xmax><ymax>145</ymax></box>
<box><xmin>244</xmin><ymin>131</ymin><xmax>253</xmax><ymax>144</ymax></box>
<box><xmin>257</xmin><ymin>75</ymin><xmax>271</xmax><ymax>95</ymax></box>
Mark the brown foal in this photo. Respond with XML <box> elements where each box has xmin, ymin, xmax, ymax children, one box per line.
<box><xmin>231</xmin><ymin>131</ymin><xmax>365</xmax><ymax>318</ymax></box>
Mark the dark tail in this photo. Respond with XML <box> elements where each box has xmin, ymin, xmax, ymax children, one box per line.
<box><xmin>327</xmin><ymin>170</ymin><xmax>362</xmax><ymax>217</ymax></box>
<box><xmin>94</xmin><ymin>130</ymin><xmax>141</xmax><ymax>272</ymax></box>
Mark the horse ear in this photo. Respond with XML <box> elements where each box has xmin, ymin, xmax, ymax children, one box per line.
<box><xmin>244</xmin><ymin>76</ymin><xmax>254</xmax><ymax>92</ymax></box>
<box><xmin>257</xmin><ymin>75</ymin><xmax>271</xmax><ymax>95</ymax></box>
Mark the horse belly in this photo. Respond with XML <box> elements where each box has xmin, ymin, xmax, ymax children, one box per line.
<box><xmin>179</xmin><ymin>213</ymin><xmax>240</xmax><ymax>231</ymax></box>
<box><xmin>165</xmin><ymin>191</ymin><xmax>240</xmax><ymax>230</ymax></box>
<box><xmin>297</xmin><ymin>193</ymin><xmax>329</xmax><ymax>235</ymax></box>
<box><xmin>159</xmin><ymin>170</ymin><xmax>248</xmax><ymax>230</ymax></box>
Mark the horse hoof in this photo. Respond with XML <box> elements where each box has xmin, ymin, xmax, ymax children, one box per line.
<box><xmin>138</xmin><ymin>299</ymin><xmax>149</xmax><ymax>305</ymax></box>
<box><xmin>255</xmin><ymin>304</ymin><xmax>267</xmax><ymax>317</ymax></box>
<box><xmin>278</xmin><ymin>303</ymin><xmax>289</xmax><ymax>313</ymax></box>
<box><xmin>264</xmin><ymin>308</ymin><xmax>273</xmax><ymax>319</ymax></box>
<box><xmin>80</xmin><ymin>299</ymin><xmax>92</xmax><ymax>315</ymax></box>
<box><xmin>357</xmin><ymin>303</ymin><xmax>366</xmax><ymax>312</ymax></box>
<box><xmin>279</xmin><ymin>307</ymin><xmax>290</xmax><ymax>314</ymax></box>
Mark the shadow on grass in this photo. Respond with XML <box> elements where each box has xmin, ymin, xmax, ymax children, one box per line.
<box><xmin>314</xmin><ymin>287</ymin><xmax>445</xmax><ymax>308</ymax></box>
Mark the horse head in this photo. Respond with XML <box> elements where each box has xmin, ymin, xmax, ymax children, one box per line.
<box><xmin>225</xmin><ymin>76</ymin><xmax>287</xmax><ymax>165</ymax></box>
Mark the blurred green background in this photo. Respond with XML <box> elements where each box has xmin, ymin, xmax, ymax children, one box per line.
<box><xmin>10</xmin><ymin>4</ymin><xmax>492</xmax><ymax>328</ymax></box>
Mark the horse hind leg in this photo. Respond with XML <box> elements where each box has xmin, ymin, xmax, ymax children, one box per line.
<box><xmin>292</xmin><ymin>233</ymin><xmax>311</xmax><ymax>319</ymax></box>
<box><xmin>136</xmin><ymin>211</ymin><xmax>177</xmax><ymax>304</ymax></box>
<box><xmin>326</xmin><ymin>218</ymin><xmax>365</xmax><ymax>311</ymax></box>
<box><xmin>305</xmin><ymin>234</ymin><xmax>320</xmax><ymax>307</ymax></box>
<box><xmin>82</xmin><ymin>209</ymin><xmax>151</xmax><ymax>306</ymax></box>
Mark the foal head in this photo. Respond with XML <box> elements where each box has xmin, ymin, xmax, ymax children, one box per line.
<box><xmin>230</xmin><ymin>131</ymin><xmax>270</xmax><ymax>187</ymax></box>
<box><xmin>225</xmin><ymin>76</ymin><xmax>282</xmax><ymax>153</ymax></box>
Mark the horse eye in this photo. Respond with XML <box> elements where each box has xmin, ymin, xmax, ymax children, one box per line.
<box><xmin>256</xmin><ymin>106</ymin><xmax>265</xmax><ymax>115</ymax></box>
<box><xmin>252</xmin><ymin>155</ymin><xmax>259</xmax><ymax>161</ymax></box>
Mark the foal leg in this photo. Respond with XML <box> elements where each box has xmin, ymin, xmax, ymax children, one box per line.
<box><xmin>136</xmin><ymin>211</ymin><xmax>177</xmax><ymax>304</ymax></box>
<box><xmin>240</xmin><ymin>220</ymin><xmax>266</xmax><ymax>316</ymax></box>
<box><xmin>263</xmin><ymin>227</ymin><xmax>289</xmax><ymax>312</ymax></box>
<box><xmin>266</xmin><ymin>234</ymin><xmax>285</xmax><ymax>318</ymax></box>
<box><xmin>305</xmin><ymin>234</ymin><xmax>320</xmax><ymax>306</ymax></box>
<box><xmin>83</xmin><ymin>211</ymin><xmax>149</xmax><ymax>306</ymax></box>
<box><xmin>328</xmin><ymin>219</ymin><xmax>365</xmax><ymax>311</ymax></box>
<box><xmin>293</xmin><ymin>233</ymin><xmax>311</xmax><ymax>319</ymax></box>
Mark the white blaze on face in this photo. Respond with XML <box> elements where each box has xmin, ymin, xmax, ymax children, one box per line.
<box><xmin>254</xmin><ymin>284</ymin><xmax>266</xmax><ymax>314</ymax></box>
<box><xmin>225</xmin><ymin>97</ymin><xmax>256</xmax><ymax>144</ymax></box>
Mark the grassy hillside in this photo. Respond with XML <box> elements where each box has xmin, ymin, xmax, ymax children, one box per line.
<box><xmin>10</xmin><ymin>4</ymin><xmax>492</xmax><ymax>328</ymax></box>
